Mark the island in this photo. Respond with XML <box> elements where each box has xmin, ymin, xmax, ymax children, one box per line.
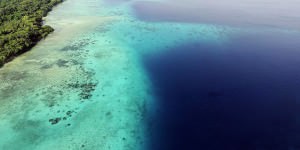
<box><xmin>0</xmin><ymin>0</ymin><xmax>63</xmax><ymax>66</ymax></box>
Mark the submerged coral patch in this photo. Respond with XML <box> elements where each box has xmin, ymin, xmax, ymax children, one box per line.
<box><xmin>56</xmin><ymin>59</ymin><xmax>69</xmax><ymax>67</ymax></box>
<box><xmin>49</xmin><ymin>118</ymin><xmax>61</xmax><ymax>125</ymax></box>
<box><xmin>60</xmin><ymin>38</ymin><xmax>95</xmax><ymax>51</ymax></box>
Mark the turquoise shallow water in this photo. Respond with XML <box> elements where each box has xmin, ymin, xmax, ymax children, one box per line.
<box><xmin>0</xmin><ymin>0</ymin><xmax>230</xmax><ymax>149</ymax></box>
<box><xmin>1</xmin><ymin>0</ymin><xmax>299</xmax><ymax>149</ymax></box>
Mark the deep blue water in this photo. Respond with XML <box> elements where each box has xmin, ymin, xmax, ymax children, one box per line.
<box><xmin>143</xmin><ymin>32</ymin><xmax>300</xmax><ymax>150</ymax></box>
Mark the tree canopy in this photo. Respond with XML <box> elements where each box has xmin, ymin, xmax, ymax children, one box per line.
<box><xmin>0</xmin><ymin>0</ymin><xmax>63</xmax><ymax>66</ymax></box>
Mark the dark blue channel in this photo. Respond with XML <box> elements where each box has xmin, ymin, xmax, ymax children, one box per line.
<box><xmin>143</xmin><ymin>32</ymin><xmax>300</xmax><ymax>150</ymax></box>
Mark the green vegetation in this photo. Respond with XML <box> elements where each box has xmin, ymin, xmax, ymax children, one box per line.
<box><xmin>0</xmin><ymin>0</ymin><xmax>63</xmax><ymax>66</ymax></box>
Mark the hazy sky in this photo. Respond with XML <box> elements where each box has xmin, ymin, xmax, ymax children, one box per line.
<box><xmin>132</xmin><ymin>0</ymin><xmax>300</xmax><ymax>29</ymax></box>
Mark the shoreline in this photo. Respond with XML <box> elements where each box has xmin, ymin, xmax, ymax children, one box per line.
<box><xmin>0</xmin><ymin>0</ymin><xmax>65</xmax><ymax>67</ymax></box>
<box><xmin>0</xmin><ymin>0</ymin><xmax>149</xmax><ymax>149</ymax></box>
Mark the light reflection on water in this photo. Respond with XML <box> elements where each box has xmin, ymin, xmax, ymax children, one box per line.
<box><xmin>132</xmin><ymin>0</ymin><xmax>300</xmax><ymax>29</ymax></box>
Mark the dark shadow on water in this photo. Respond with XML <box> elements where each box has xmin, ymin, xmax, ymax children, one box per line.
<box><xmin>143</xmin><ymin>32</ymin><xmax>300</xmax><ymax>150</ymax></box>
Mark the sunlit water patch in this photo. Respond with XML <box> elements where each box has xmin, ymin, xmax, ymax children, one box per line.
<box><xmin>0</xmin><ymin>0</ymin><xmax>149</xmax><ymax>149</ymax></box>
<box><xmin>132</xmin><ymin>0</ymin><xmax>300</xmax><ymax>30</ymax></box>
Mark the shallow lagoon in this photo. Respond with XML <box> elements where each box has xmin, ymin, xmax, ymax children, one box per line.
<box><xmin>0</xmin><ymin>0</ymin><xmax>300</xmax><ymax>150</ymax></box>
